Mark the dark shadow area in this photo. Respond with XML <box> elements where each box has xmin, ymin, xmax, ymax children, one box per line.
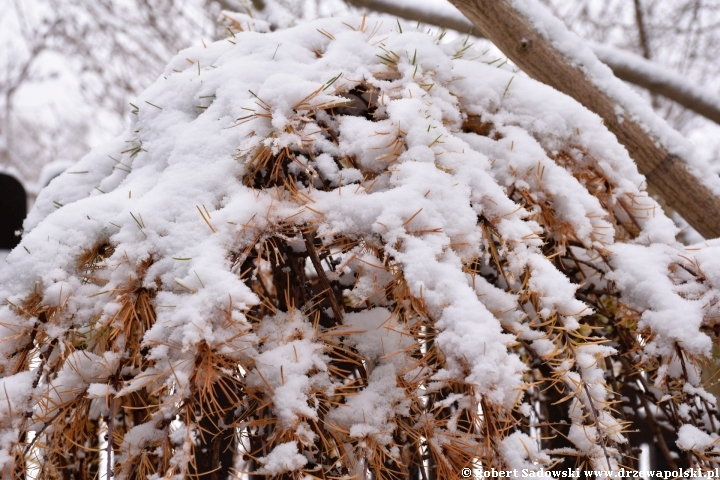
<box><xmin>0</xmin><ymin>173</ymin><xmax>27</xmax><ymax>250</ymax></box>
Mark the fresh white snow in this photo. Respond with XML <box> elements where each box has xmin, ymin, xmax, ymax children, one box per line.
<box><xmin>0</xmin><ymin>12</ymin><xmax>718</xmax><ymax>476</ymax></box>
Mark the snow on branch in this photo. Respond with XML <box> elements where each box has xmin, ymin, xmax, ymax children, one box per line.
<box><xmin>1</xmin><ymin>12</ymin><xmax>719</xmax><ymax>478</ymax></box>
<box><xmin>348</xmin><ymin>0</ymin><xmax>720</xmax><ymax>129</ymax></box>
<box><xmin>592</xmin><ymin>42</ymin><xmax>720</xmax><ymax>126</ymax></box>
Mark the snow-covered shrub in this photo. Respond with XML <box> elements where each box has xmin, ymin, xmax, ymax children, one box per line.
<box><xmin>0</xmin><ymin>13</ymin><xmax>718</xmax><ymax>478</ymax></box>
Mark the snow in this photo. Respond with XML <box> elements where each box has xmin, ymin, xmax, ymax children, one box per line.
<box><xmin>0</xmin><ymin>11</ymin><xmax>719</xmax><ymax>475</ymax></box>
<box><xmin>41</xmin><ymin>351</ymin><xmax>121</xmax><ymax>417</ymax></box>
<box><xmin>328</xmin><ymin>363</ymin><xmax>408</xmax><ymax>445</ymax></box>
<box><xmin>342</xmin><ymin>307</ymin><xmax>413</xmax><ymax>364</ymax></box>
<box><xmin>590</xmin><ymin>42</ymin><xmax>720</xmax><ymax>120</ymax></box>
<box><xmin>609</xmin><ymin>243</ymin><xmax>711</xmax><ymax>357</ymax></box>
<box><xmin>676</xmin><ymin>424</ymin><xmax>719</xmax><ymax>453</ymax></box>
<box><xmin>248</xmin><ymin>311</ymin><xmax>330</xmax><ymax>427</ymax></box>
<box><xmin>509</xmin><ymin>0</ymin><xmax>720</xmax><ymax>196</ymax></box>
<box><xmin>0</xmin><ymin>371</ymin><xmax>35</xmax><ymax>468</ymax></box>
<box><xmin>499</xmin><ymin>431</ymin><xmax>551</xmax><ymax>471</ymax></box>
<box><xmin>256</xmin><ymin>441</ymin><xmax>308</xmax><ymax>475</ymax></box>
<box><xmin>37</xmin><ymin>160</ymin><xmax>76</xmax><ymax>190</ymax></box>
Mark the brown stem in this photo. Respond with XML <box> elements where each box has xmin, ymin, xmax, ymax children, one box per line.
<box><xmin>582</xmin><ymin>382</ymin><xmax>613</xmax><ymax>470</ymax></box>
<box><xmin>107</xmin><ymin>389</ymin><xmax>116</xmax><ymax>477</ymax></box>
<box><xmin>303</xmin><ymin>230</ymin><xmax>344</xmax><ymax>325</ymax></box>
<box><xmin>619</xmin><ymin>357</ymin><xmax>679</xmax><ymax>471</ymax></box>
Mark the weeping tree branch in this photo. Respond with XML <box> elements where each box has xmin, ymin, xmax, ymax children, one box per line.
<box><xmin>347</xmin><ymin>0</ymin><xmax>720</xmax><ymax>238</ymax></box>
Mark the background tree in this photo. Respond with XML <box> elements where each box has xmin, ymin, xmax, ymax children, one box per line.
<box><xmin>0</xmin><ymin>0</ymin><xmax>222</xmax><ymax>189</ymax></box>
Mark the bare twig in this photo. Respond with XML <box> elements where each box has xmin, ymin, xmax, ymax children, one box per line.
<box><xmin>345</xmin><ymin>0</ymin><xmax>473</xmax><ymax>33</ymax></box>
<box><xmin>582</xmin><ymin>382</ymin><xmax>614</xmax><ymax>470</ymax></box>
<box><xmin>303</xmin><ymin>230</ymin><xmax>344</xmax><ymax>325</ymax></box>
<box><xmin>633</xmin><ymin>0</ymin><xmax>652</xmax><ymax>60</ymax></box>
<box><xmin>106</xmin><ymin>393</ymin><xmax>115</xmax><ymax>477</ymax></box>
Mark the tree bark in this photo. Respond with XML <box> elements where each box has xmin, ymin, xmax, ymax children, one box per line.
<box><xmin>189</xmin><ymin>379</ymin><xmax>237</xmax><ymax>480</ymax></box>
<box><xmin>447</xmin><ymin>0</ymin><xmax>720</xmax><ymax>239</ymax></box>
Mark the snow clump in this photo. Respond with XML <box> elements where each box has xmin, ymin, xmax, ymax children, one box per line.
<box><xmin>0</xmin><ymin>12</ymin><xmax>718</xmax><ymax>478</ymax></box>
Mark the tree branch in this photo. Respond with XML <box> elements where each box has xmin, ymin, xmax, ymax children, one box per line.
<box><xmin>215</xmin><ymin>0</ymin><xmax>264</xmax><ymax>13</ymax></box>
<box><xmin>632</xmin><ymin>0</ymin><xmax>652</xmax><ymax>60</ymax></box>
<box><xmin>344</xmin><ymin>0</ymin><xmax>474</xmax><ymax>33</ymax></box>
<box><xmin>592</xmin><ymin>43</ymin><xmax>720</xmax><ymax>126</ymax></box>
